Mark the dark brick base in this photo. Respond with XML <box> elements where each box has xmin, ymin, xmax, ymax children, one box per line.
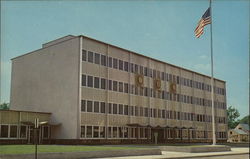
<box><xmin>0</xmin><ymin>138</ymin><xmax>227</xmax><ymax>145</ymax></box>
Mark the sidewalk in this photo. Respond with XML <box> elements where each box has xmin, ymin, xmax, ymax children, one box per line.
<box><xmin>104</xmin><ymin>147</ymin><xmax>249</xmax><ymax>159</ymax></box>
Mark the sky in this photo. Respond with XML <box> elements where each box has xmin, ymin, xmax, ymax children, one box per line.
<box><xmin>1</xmin><ymin>0</ymin><xmax>249</xmax><ymax>118</ymax></box>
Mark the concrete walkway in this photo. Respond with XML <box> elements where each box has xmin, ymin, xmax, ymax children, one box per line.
<box><xmin>104</xmin><ymin>148</ymin><xmax>249</xmax><ymax>159</ymax></box>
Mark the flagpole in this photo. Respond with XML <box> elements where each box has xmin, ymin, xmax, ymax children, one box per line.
<box><xmin>209</xmin><ymin>0</ymin><xmax>216</xmax><ymax>145</ymax></box>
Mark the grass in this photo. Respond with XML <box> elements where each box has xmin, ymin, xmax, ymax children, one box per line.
<box><xmin>0</xmin><ymin>145</ymin><xmax>142</xmax><ymax>155</ymax></box>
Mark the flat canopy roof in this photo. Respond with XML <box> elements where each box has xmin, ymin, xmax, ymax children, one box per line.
<box><xmin>0</xmin><ymin>109</ymin><xmax>51</xmax><ymax>114</ymax></box>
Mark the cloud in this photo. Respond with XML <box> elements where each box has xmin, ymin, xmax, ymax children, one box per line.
<box><xmin>199</xmin><ymin>55</ymin><xmax>208</xmax><ymax>59</ymax></box>
<box><xmin>193</xmin><ymin>63</ymin><xmax>210</xmax><ymax>74</ymax></box>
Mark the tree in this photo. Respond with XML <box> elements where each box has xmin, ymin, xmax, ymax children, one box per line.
<box><xmin>227</xmin><ymin>106</ymin><xmax>240</xmax><ymax>129</ymax></box>
<box><xmin>0</xmin><ymin>103</ymin><xmax>9</xmax><ymax>110</ymax></box>
<box><xmin>239</xmin><ymin>115</ymin><xmax>250</xmax><ymax>125</ymax></box>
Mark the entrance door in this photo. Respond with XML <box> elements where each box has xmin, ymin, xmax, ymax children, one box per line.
<box><xmin>151</xmin><ymin>128</ymin><xmax>165</xmax><ymax>144</ymax></box>
<box><xmin>28</xmin><ymin>126</ymin><xmax>40</xmax><ymax>144</ymax></box>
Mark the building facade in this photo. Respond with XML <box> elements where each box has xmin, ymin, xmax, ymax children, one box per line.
<box><xmin>228</xmin><ymin>124</ymin><xmax>249</xmax><ymax>143</ymax></box>
<box><xmin>9</xmin><ymin>35</ymin><xmax>228</xmax><ymax>144</ymax></box>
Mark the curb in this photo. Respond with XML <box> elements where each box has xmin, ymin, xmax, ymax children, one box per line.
<box><xmin>163</xmin><ymin>152</ymin><xmax>249</xmax><ymax>159</ymax></box>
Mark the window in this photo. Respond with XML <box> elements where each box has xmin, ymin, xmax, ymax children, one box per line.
<box><xmin>124</xmin><ymin>105</ymin><xmax>128</xmax><ymax>115</ymax></box>
<box><xmin>87</xmin><ymin>101</ymin><xmax>93</xmax><ymax>112</ymax></box>
<box><xmin>124</xmin><ymin>83</ymin><xmax>129</xmax><ymax>93</ymax></box>
<box><xmin>108</xmin><ymin>80</ymin><xmax>112</xmax><ymax>90</ymax></box>
<box><xmin>140</xmin><ymin>107</ymin><xmax>143</xmax><ymax>116</ymax></box>
<box><xmin>108</xmin><ymin>57</ymin><xmax>112</xmax><ymax>68</ymax></box>
<box><xmin>81</xmin><ymin>126</ymin><xmax>85</xmax><ymax>138</ymax></box>
<box><xmin>88</xmin><ymin>51</ymin><xmax>94</xmax><ymax>63</ymax></box>
<box><xmin>20</xmin><ymin>126</ymin><xmax>27</xmax><ymax>138</ymax></box>
<box><xmin>100</xmin><ymin>127</ymin><xmax>105</xmax><ymax>138</ymax></box>
<box><xmin>108</xmin><ymin>103</ymin><xmax>112</xmax><ymax>114</ymax></box>
<box><xmin>144</xmin><ymin>108</ymin><xmax>148</xmax><ymax>117</ymax></box>
<box><xmin>119</xmin><ymin>60</ymin><xmax>123</xmax><ymax>70</ymax></box>
<box><xmin>124</xmin><ymin>62</ymin><xmax>129</xmax><ymax>72</ymax></box>
<box><xmin>119</xmin><ymin>104</ymin><xmax>123</xmax><ymax>115</ymax></box>
<box><xmin>101</xmin><ymin>55</ymin><xmax>107</xmax><ymax>66</ymax></box>
<box><xmin>94</xmin><ymin>101</ymin><xmax>99</xmax><ymax>113</ymax></box>
<box><xmin>82</xmin><ymin>50</ymin><xmax>87</xmax><ymax>61</ymax></box>
<box><xmin>1</xmin><ymin>125</ymin><xmax>8</xmax><ymax>138</ymax></box>
<box><xmin>135</xmin><ymin>64</ymin><xmax>139</xmax><ymax>74</ymax></box>
<box><xmin>86</xmin><ymin>126</ymin><xmax>92</xmax><ymax>138</ymax></box>
<box><xmin>10</xmin><ymin>125</ymin><xmax>17</xmax><ymax>138</ymax></box>
<box><xmin>94</xmin><ymin>53</ymin><xmax>100</xmax><ymax>64</ymax></box>
<box><xmin>113</xmin><ymin>104</ymin><xmax>118</xmax><ymax>114</ymax></box>
<box><xmin>113</xmin><ymin>58</ymin><xmax>118</xmax><ymax>69</ymax></box>
<box><xmin>100</xmin><ymin>102</ymin><xmax>105</xmax><ymax>113</ymax></box>
<box><xmin>130</xmin><ymin>106</ymin><xmax>134</xmax><ymax>116</ymax></box>
<box><xmin>93</xmin><ymin>126</ymin><xmax>99</xmax><ymax>138</ymax></box>
<box><xmin>144</xmin><ymin>67</ymin><xmax>148</xmax><ymax>76</ymax></box>
<box><xmin>119</xmin><ymin>82</ymin><xmax>123</xmax><ymax>92</ymax></box>
<box><xmin>130</xmin><ymin>63</ymin><xmax>134</xmax><ymax>73</ymax></box>
<box><xmin>94</xmin><ymin>77</ymin><xmax>100</xmax><ymax>88</ymax></box>
<box><xmin>81</xmin><ymin>100</ymin><xmax>86</xmax><ymax>112</ymax></box>
<box><xmin>113</xmin><ymin>81</ymin><xmax>118</xmax><ymax>91</ymax></box>
<box><xmin>140</xmin><ymin>66</ymin><xmax>143</xmax><ymax>75</ymax></box>
<box><xmin>135</xmin><ymin>107</ymin><xmax>139</xmax><ymax>116</ymax></box>
<box><xmin>87</xmin><ymin>76</ymin><xmax>93</xmax><ymax>87</ymax></box>
<box><xmin>43</xmin><ymin>126</ymin><xmax>49</xmax><ymax>138</ymax></box>
<box><xmin>113</xmin><ymin>127</ymin><xmax>118</xmax><ymax>138</ymax></box>
<box><xmin>82</xmin><ymin>75</ymin><xmax>86</xmax><ymax>86</ymax></box>
<box><xmin>101</xmin><ymin>78</ymin><xmax>106</xmax><ymax>89</ymax></box>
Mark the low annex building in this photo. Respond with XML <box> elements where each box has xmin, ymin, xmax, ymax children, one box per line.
<box><xmin>228</xmin><ymin>124</ymin><xmax>249</xmax><ymax>143</ymax></box>
<box><xmin>1</xmin><ymin>35</ymin><xmax>228</xmax><ymax>144</ymax></box>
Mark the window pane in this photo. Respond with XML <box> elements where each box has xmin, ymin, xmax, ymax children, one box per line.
<box><xmin>119</xmin><ymin>82</ymin><xmax>123</xmax><ymax>92</ymax></box>
<box><xmin>101</xmin><ymin>78</ymin><xmax>106</xmax><ymax>89</ymax></box>
<box><xmin>113</xmin><ymin>81</ymin><xmax>118</xmax><ymax>91</ymax></box>
<box><xmin>86</xmin><ymin>126</ymin><xmax>92</xmax><ymax>138</ymax></box>
<box><xmin>113</xmin><ymin>58</ymin><xmax>118</xmax><ymax>69</ymax></box>
<box><xmin>124</xmin><ymin>62</ymin><xmax>129</xmax><ymax>72</ymax></box>
<box><xmin>10</xmin><ymin>125</ymin><xmax>17</xmax><ymax>138</ymax></box>
<box><xmin>20</xmin><ymin>126</ymin><xmax>27</xmax><ymax>138</ymax></box>
<box><xmin>93</xmin><ymin>126</ymin><xmax>99</xmax><ymax>138</ymax></box>
<box><xmin>101</xmin><ymin>55</ymin><xmax>107</xmax><ymax>66</ymax></box>
<box><xmin>108</xmin><ymin>57</ymin><xmax>113</xmax><ymax>68</ymax></box>
<box><xmin>124</xmin><ymin>105</ymin><xmax>128</xmax><ymax>115</ymax></box>
<box><xmin>100</xmin><ymin>127</ymin><xmax>105</xmax><ymax>138</ymax></box>
<box><xmin>113</xmin><ymin>104</ymin><xmax>117</xmax><ymax>114</ymax></box>
<box><xmin>113</xmin><ymin>127</ymin><xmax>118</xmax><ymax>138</ymax></box>
<box><xmin>81</xmin><ymin>100</ymin><xmax>86</xmax><ymax>112</ymax></box>
<box><xmin>43</xmin><ymin>126</ymin><xmax>49</xmax><ymax>138</ymax></box>
<box><xmin>82</xmin><ymin>75</ymin><xmax>86</xmax><ymax>86</ymax></box>
<box><xmin>108</xmin><ymin>103</ymin><xmax>112</xmax><ymax>114</ymax></box>
<box><xmin>94</xmin><ymin>101</ymin><xmax>99</xmax><ymax>113</ymax></box>
<box><xmin>81</xmin><ymin>126</ymin><xmax>85</xmax><ymax>138</ymax></box>
<box><xmin>119</xmin><ymin>104</ymin><xmax>123</xmax><ymax>115</ymax></box>
<box><xmin>108</xmin><ymin>80</ymin><xmax>112</xmax><ymax>90</ymax></box>
<box><xmin>94</xmin><ymin>53</ymin><xmax>100</xmax><ymax>64</ymax></box>
<box><xmin>87</xmin><ymin>76</ymin><xmax>93</xmax><ymax>87</ymax></box>
<box><xmin>124</xmin><ymin>83</ymin><xmax>129</xmax><ymax>93</ymax></box>
<box><xmin>94</xmin><ymin>77</ymin><xmax>100</xmax><ymax>88</ymax></box>
<box><xmin>0</xmin><ymin>125</ymin><xmax>8</xmax><ymax>138</ymax></box>
<box><xmin>88</xmin><ymin>51</ymin><xmax>93</xmax><ymax>63</ymax></box>
<box><xmin>87</xmin><ymin>101</ymin><xmax>93</xmax><ymax>112</ymax></box>
<box><xmin>119</xmin><ymin>60</ymin><xmax>123</xmax><ymax>70</ymax></box>
<box><xmin>100</xmin><ymin>102</ymin><xmax>105</xmax><ymax>113</ymax></box>
<box><xmin>82</xmin><ymin>50</ymin><xmax>87</xmax><ymax>61</ymax></box>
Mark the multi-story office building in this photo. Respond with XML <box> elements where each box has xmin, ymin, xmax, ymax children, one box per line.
<box><xmin>8</xmin><ymin>35</ymin><xmax>227</xmax><ymax>144</ymax></box>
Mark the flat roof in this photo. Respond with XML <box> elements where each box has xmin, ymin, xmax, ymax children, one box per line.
<box><xmin>79</xmin><ymin>35</ymin><xmax>225</xmax><ymax>83</ymax></box>
<box><xmin>11</xmin><ymin>35</ymin><xmax>225</xmax><ymax>83</ymax></box>
<box><xmin>0</xmin><ymin>109</ymin><xmax>51</xmax><ymax>114</ymax></box>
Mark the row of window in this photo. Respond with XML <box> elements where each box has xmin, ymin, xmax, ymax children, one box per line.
<box><xmin>82</xmin><ymin>74</ymin><xmax>227</xmax><ymax>110</ymax></box>
<box><xmin>80</xmin><ymin>125</ymin><xmax>227</xmax><ymax>139</ymax></box>
<box><xmin>0</xmin><ymin>125</ymin><xmax>49</xmax><ymax>139</ymax></box>
<box><xmin>81</xmin><ymin>100</ymin><xmax>226</xmax><ymax>124</ymax></box>
<box><xmin>82</xmin><ymin>50</ymin><xmax>225</xmax><ymax>95</ymax></box>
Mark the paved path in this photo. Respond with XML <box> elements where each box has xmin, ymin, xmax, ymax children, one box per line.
<box><xmin>103</xmin><ymin>148</ymin><xmax>249</xmax><ymax>159</ymax></box>
<box><xmin>188</xmin><ymin>154</ymin><xmax>249</xmax><ymax>159</ymax></box>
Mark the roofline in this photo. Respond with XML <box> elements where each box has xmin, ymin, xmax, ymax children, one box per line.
<box><xmin>11</xmin><ymin>35</ymin><xmax>78</xmax><ymax>60</ymax></box>
<box><xmin>10</xmin><ymin>34</ymin><xmax>225</xmax><ymax>83</ymax></box>
<box><xmin>0</xmin><ymin>109</ymin><xmax>52</xmax><ymax>114</ymax></box>
<box><xmin>78</xmin><ymin>35</ymin><xmax>226</xmax><ymax>83</ymax></box>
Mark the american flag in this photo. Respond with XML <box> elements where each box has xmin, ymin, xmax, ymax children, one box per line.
<box><xmin>195</xmin><ymin>7</ymin><xmax>211</xmax><ymax>38</ymax></box>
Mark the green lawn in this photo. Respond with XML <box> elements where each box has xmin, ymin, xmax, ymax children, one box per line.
<box><xmin>0</xmin><ymin>145</ymin><xmax>141</xmax><ymax>155</ymax></box>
